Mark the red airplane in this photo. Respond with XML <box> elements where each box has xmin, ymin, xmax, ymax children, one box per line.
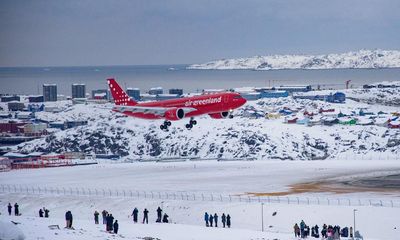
<box><xmin>107</xmin><ymin>78</ymin><xmax>247</xmax><ymax>130</ymax></box>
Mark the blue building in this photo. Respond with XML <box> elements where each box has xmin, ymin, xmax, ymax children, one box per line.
<box><xmin>293</xmin><ymin>92</ymin><xmax>346</xmax><ymax>103</ymax></box>
<box><xmin>260</xmin><ymin>90</ymin><xmax>289</xmax><ymax>98</ymax></box>
<box><xmin>127</xmin><ymin>88</ymin><xmax>141</xmax><ymax>101</ymax></box>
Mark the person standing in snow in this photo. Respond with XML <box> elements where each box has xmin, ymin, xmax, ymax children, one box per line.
<box><xmin>39</xmin><ymin>208</ymin><xmax>44</xmax><ymax>217</ymax></box>
<box><xmin>214</xmin><ymin>213</ymin><xmax>218</xmax><ymax>227</ymax></box>
<box><xmin>209</xmin><ymin>213</ymin><xmax>214</xmax><ymax>227</ymax></box>
<box><xmin>102</xmin><ymin>210</ymin><xmax>107</xmax><ymax>224</ymax></box>
<box><xmin>204</xmin><ymin>212</ymin><xmax>209</xmax><ymax>227</ymax></box>
<box><xmin>113</xmin><ymin>220</ymin><xmax>119</xmax><ymax>234</ymax></box>
<box><xmin>300</xmin><ymin>220</ymin><xmax>306</xmax><ymax>238</ymax></box>
<box><xmin>7</xmin><ymin>203</ymin><xmax>12</xmax><ymax>215</ymax></box>
<box><xmin>314</xmin><ymin>224</ymin><xmax>319</xmax><ymax>238</ymax></box>
<box><xmin>44</xmin><ymin>208</ymin><xmax>50</xmax><ymax>218</ymax></box>
<box><xmin>14</xmin><ymin>203</ymin><xmax>19</xmax><ymax>216</ymax></box>
<box><xmin>226</xmin><ymin>214</ymin><xmax>231</xmax><ymax>228</ymax></box>
<box><xmin>143</xmin><ymin>208</ymin><xmax>149</xmax><ymax>224</ymax></box>
<box><xmin>221</xmin><ymin>213</ymin><xmax>226</xmax><ymax>228</ymax></box>
<box><xmin>94</xmin><ymin>210</ymin><xmax>99</xmax><ymax>224</ymax></box>
<box><xmin>108</xmin><ymin>214</ymin><xmax>114</xmax><ymax>232</ymax></box>
<box><xmin>294</xmin><ymin>223</ymin><xmax>300</xmax><ymax>237</ymax></box>
<box><xmin>156</xmin><ymin>206</ymin><xmax>162</xmax><ymax>222</ymax></box>
<box><xmin>132</xmin><ymin>207</ymin><xmax>138</xmax><ymax>223</ymax></box>
<box><xmin>65</xmin><ymin>211</ymin><xmax>73</xmax><ymax>229</ymax></box>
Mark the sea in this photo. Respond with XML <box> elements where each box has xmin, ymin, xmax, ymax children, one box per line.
<box><xmin>1</xmin><ymin>65</ymin><xmax>400</xmax><ymax>95</ymax></box>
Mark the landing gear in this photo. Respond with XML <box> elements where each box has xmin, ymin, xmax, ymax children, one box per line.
<box><xmin>186</xmin><ymin>118</ymin><xmax>197</xmax><ymax>130</ymax></box>
<box><xmin>160</xmin><ymin>121</ymin><xmax>171</xmax><ymax>131</ymax></box>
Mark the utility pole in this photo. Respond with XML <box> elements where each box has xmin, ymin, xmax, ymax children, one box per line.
<box><xmin>353</xmin><ymin>209</ymin><xmax>357</xmax><ymax>239</ymax></box>
<box><xmin>261</xmin><ymin>203</ymin><xmax>264</xmax><ymax>232</ymax></box>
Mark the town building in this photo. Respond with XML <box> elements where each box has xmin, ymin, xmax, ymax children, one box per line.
<box><xmin>28</xmin><ymin>95</ymin><xmax>44</xmax><ymax>103</ymax></box>
<box><xmin>72</xmin><ymin>84</ymin><xmax>86</xmax><ymax>99</ymax></box>
<box><xmin>8</xmin><ymin>101</ymin><xmax>25</xmax><ymax>111</ymax></box>
<box><xmin>127</xmin><ymin>88</ymin><xmax>141</xmax><ymax>100</ymax></box>
<box><xmin>169</xmin><ymin>88</ymin><xmax>183</xmax><ymax>95</ymax></box>
<box><xmin>43</xmin><ymin>84</ymin><xmax>57</xmax><ymax>102</ymax></box>
<box><xmin>92</xmin><ymin>89</ymin><xmax>110</xmax><ymax>100</ymax></box>
<box><xmin>148</xmin><ymin>87</ymin><xmax>163</xmax><ymax>95</ymax></box>
<box><xmin>1</xmin><ymin>95</ymin><xmax>20</xmax><ymax>102</ymax></box>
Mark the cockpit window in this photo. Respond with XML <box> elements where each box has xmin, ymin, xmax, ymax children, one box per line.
<box><xmin>233</xmin><ymin>96</ymin><xmax>242</xmax><ymax>99</ymax></box>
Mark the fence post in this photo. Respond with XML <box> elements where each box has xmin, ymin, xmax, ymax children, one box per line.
<box><xmin>166</xmin><ymin>192</ymin><xmax>169</xmax><ymax>200</ymax></box>
<box><xmin>369</xmin><ymin>199</ymin><xmax>372</xmax><ymax>206</ymax></box>
<box><xmin>102</xmin><ymin>189</ymin><xmax>105</xmax><ymax>196</ymax></box>
<box><xmin>88</xmin><ymin>188</ymin><xmax>91</xmax><ymax>196</ymax></box>
<box><xmin>278</xmin><ymin>196</ymin><xmax>280</xmax><ymax>203</ymax></box>
<box><xmin>380</xmin><ymin>200</ymin><xmax>383</xmax><ymax>206</ymax></box>
<box><xmin>317</xmin><ymin>197</ymin><xmax>320</xmax><ymax>205</ymax></box>
<box><xmin>348</xmin><ymin>199</ymin><xmax>351</xmax><ymax>206</ymax></box>
<box><xmin>358</xmin><ymin>199</ymin><xmax>361</xmax><ymax>206</ymax></box>
<box><xmin>337</xmin><ymin>199</ymin><xmax>340</xmax><ymax>205</ymax></box>
<box><xmin>63</xmin><ymin>187</ymin><xmax>66</xmax><ymax>195</ymax></box>
<box><xmin>258</xmin><ymin>196</ymin><xmax>261</xmax><ymax>203</ymax></box>
<box><xmin>327</xmin><ymin>198</ymin><xmax>330</xmax><ymax>205</ymax></box>
<box><xmin>174</xmin><ymin>193</ymin><xmax>176</xmax><ymax>200</ymax></box>
<box><xmin>220</xmin><ymin>194</ymin><xmax>223</xmax><ymax>202</ymax></box>
<box><xmin>229</xmin><ymin>195</ymin><xmax>232</xmax><ymax>202</ymax></box>
<box><xmin>287</xmin><ymin>197</ymin><xmax>290</xmax><ymax>204</ymax></box>
<box><xmin>109</xmin><ymin>189</ymin><xmax>112</xmax><ymax>197</ymax></box>
<box><xmin>186</xmin><ymin>193</ymin><xmax>189</xmax><ymax>200</ymax></box>
<box><xmin>193</xmin><ymin>193</ymin><xmax>196</xmax><ymax>201</ymax></box>
<box><xmin>211</xmin><ymin>194</ymin><xmax>214</xmax><ymax>201</ymax></box>
<box><xmin>248</xmin><ymin>196</ymin><xmax>251</xmax><ymax>202</ymax></box>
<box><xmin>297</xmin><ymin>197</ymin><xmax>300</xmax><ymax>204</ymax></box>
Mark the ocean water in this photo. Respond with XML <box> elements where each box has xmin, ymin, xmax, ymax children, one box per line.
<box><xmin>0</xmin><ymin>65</ymin><xmax>399</xmax><ymax>95</ymax></box>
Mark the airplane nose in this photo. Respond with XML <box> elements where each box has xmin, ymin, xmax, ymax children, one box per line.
<box><xmin>240</xmin><ymin>97</ymin><xmax>247</xmax><ymax>106</ymax></box>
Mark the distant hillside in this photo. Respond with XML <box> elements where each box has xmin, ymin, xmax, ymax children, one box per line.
<box><xmin>188</xmin><ymin>49</ymin><xmax>400</xmax><ymax>70</ymax></box>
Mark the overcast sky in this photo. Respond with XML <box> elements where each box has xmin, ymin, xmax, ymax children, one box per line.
<box><xmin>0</xmin><ymin>0</ymin><xmax>399</xmax><ymax>67</ymax></box>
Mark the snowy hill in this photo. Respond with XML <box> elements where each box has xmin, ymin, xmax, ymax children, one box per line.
<box><xmin>15</xmin><ymin>87</ymin><xmax>400</xmax><ymax>160</ymax></box>
<box><xmin>188</xmin><ymin>49</ymin><xmax>400</xmax><ymax>70</ymax></box>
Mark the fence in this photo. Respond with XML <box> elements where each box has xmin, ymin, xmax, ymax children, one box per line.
<box><xmin>1</xmin><ymin>184</ymin><xmax>399</xmax><ymax>208</ymax></box>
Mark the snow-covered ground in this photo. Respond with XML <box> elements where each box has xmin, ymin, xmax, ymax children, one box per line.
<box><xmin>1</xmin><ymin>161</ymin><xmax>400</xmax><ymax>240</ymax></box>
<box><xmin>188</xmin><ymin>49</ymin><xmax>400</xmax><ymax>70</ymax></box>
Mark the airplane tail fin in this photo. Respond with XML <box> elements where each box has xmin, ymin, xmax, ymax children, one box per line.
<box><xmin>107</xmin><ymin>78</ymin><xmax>138</xmax><ymax>106</ymax></box>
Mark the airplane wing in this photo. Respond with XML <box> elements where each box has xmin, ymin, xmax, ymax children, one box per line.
<box><xmin>112</xmin><ymin>105</ymin><xmax>197</xmax><ymax>116</ymax></box>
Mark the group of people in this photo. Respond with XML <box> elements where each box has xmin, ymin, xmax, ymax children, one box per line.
<box><xmin>39</xmin><ymin>207</ymin><xmax>50</xmax><ymax>218</ymax></box>
<box><xmin>130</xmin><ymin>206</ymin><xmax>169</xmax><ymax>224</ymax></box>
<box><xmin>100</xmin><ymin>210</ymin><xmax>119</xmax><ymax>234</ymax></box>
<box><xmin>294</xmin><ymin>220</ymin><xmax>352</xmax><ymax>239</ymax></box>
<box><xmin>7</xmin><ymin>203</ymin><xmax>19</xmax><ymax>216</ymax></box>
<box><xmin>204</xmin><ymin>212</ymin><xmax>231</xmax><ymax>228</ymax></box>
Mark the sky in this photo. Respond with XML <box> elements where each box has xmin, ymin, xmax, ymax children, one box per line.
<box><xmin>0</xmin><ymin>0</ymin><xmax>399</xmax><ymax>67</ymax></box>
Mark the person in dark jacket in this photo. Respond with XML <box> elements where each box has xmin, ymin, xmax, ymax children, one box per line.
<box><xmin>132</xmin><ymin>208</ymin><xmax>138</xmax><ymax>223</ymax></box>
<box><xmin>204</xmin><ymin>212</ymin><xmax>209</xmax><ymax>227</ymax></box>
<box><xmin>7</xmin><ymin>203</ymin><xmax>12</xmax><ymax>215</ymax></box>
<box><xmin>94</xmin><ymin>211</ymin><xmax>99</xmax><ymax>224</ymax></box>
<box><xmin>294</xmin><ymin>223</ymin><xmax>300</xmax><ymax>237</ymax></box>
<box><xmin>102</xmin><ymin>210</ymin><xmax>107</xmax><ymax>224</ymax></box>
<box><xmin>156</xmin><ymin>207</ymin><xmax>162</xmax><ymax>222</ymax></box>
<box><xmin>314</xmin><ymin>224</ymin><xmax>319</xmax><ymax>238</ymax></box>
<box><xmin>65</xmin><ymin>211</ymin><xmax>73</xmax><ymax>228</ymax></box>
<box><xmin>143</xmin><ymin>208</ymin><xmax>149</xmax><ymax>224</ymax></box>
<box><xmin>39</xmin><ymin>208</ymin><xmax>44</xmax><ymax>217</ymax></box>
<box><xmin>214</xmin><ymin>213</ymin><xmax>218</xmax><ymax>227</ymax></box>
<box><xmin>162</xmin><ymin>213</ymin><xmax>169</xmax><ymax>223</ymax></box>
<box><xmin>107</xmin><ymin>214</ymin><xmax>114</xmax><ymax>232</ymax></box>
<box><xmin>209</xmin><ymin>214</ymin><xmax>214</xmax><ymax>227</ymax></box>
<box><xmin>226</xmin><ymin>214</ymin><xmax>231</xmax><ymax>228</ymax></box>
<box><xmin>14</xmin><ymin>203</ymin><xmax>19</xmax><ymax>216</ymax></box>
<box><xmin>113</xmin><ymin>220</ymin><xmax>119</xmax><ymax>234</ymax></box>
<box><xmin>106</xmin><ymin>214</ymin><xmax>110</xmax><ymax>231</ymax></box>
<box><xmin>44</xmin><ymin>208</ymin><xmax>50</xmax><ymax>218</ymax></box>
<box><xmin>221</xmin><ymin>213</ymin><xmax>226</xmax><ymax>228</ymax></box>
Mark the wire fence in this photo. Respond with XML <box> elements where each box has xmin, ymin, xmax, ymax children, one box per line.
<box><xmin>1</xmin><ymin>184</ymin><xmax>399</xmax><ymax>208</ymax></box>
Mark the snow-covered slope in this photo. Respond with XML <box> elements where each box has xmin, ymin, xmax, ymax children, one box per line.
<box><xmin>188</xmin><ymin>49</ymin><xmax>400</xmax><ymax>70</ymax></box>
<box><xmin>15</xmin><ymin>87</ymin><xmax>400</xmax><ymax>160</ymax></box>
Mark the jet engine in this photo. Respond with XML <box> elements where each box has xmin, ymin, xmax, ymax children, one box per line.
<box><xmin>165</xmin><ymin>108</ymin><xmax>185</xmax><ymax>121</ymax></box>
<box><xmin>209</xmin><ymin>112</ymin><xmax>229</xmax><ymax>119</ymax></box>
